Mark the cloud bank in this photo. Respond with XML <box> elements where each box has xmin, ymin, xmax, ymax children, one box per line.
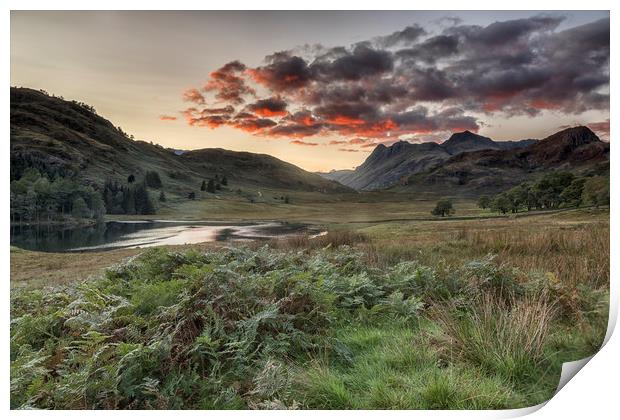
<box><xmin>180</xmin><ymin>15</ymin><xmax>609</xmax><ymax>150</ymax></box>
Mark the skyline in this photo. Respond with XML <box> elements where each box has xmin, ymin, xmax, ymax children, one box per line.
<box><xmin>11</xmin><ymin>10</ymin><xmax>610</xmax><ymax>171</ymax></box>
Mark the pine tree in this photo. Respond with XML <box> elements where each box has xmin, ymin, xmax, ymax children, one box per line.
<box><xmin>201</xmin><ymin>180</ymin><xmax>207</xmax><ymax>191</ymax></box>
<box><xmin>207</xmin><ymin>179</ymin><xmax>216</xmax><ymax>193</ymax></box>
<box><xmin>122</xmin><ymin>187</ymin><xmax>136</xmax><ymax>214</ymax></box>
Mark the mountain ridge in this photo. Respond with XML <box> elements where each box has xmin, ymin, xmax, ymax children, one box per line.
<box><xmin>319</xmin><ymin>132</ymin><xmax>538</xmax><ymax>190</ymax></box>
<box><xmin>400</xmin><ymin>125</ymin><xmax>609</xmax><ymax>195</ymax></box>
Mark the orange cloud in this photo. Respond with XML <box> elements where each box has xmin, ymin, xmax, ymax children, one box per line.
<box><xmin>182</xmin><ymin>88</ymin><xmax>205</xmax><ymax>105</ymax></box>
<box><xmin>159</xmin><ymin>115</ymin><xmax>177</xmax><ymax>121</ymax></box>
<box><xmin>252</xmin><ymin>108</ymin><xmax>288</xmax><ymax>118</ymax></box>
<box><xmin>326</xmin><ymin>115</ymin><xmax>366</xmax><ymax>126</ymax></box>
<box><xmin>290</xmin><ymin>140</ymin><xmax>319</xmax><ymax>146</ymax></box>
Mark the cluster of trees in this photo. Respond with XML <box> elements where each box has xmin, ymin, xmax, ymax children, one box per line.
<box><xmin>102</xmin><ymin>179</ymin><xmax>156</xmax><ymax>215</ymax></box>
<box><xmin>10</xmin><ymin>169</ymin><xmax>105</xmax><ymax>223</ymax></box>
<box><xmin>479</xmin><ymin>172</ymin><xmax>609</xmax><ymax>214</ymax></box>
<box><xmin>200</xmin><ymin>175</ymin><xmax>228</xmax><ymax>193</ymax></box>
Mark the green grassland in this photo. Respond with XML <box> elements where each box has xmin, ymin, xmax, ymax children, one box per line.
<box><xmin>10</xmin><ymin>202</ymin><xmax>609</xmax><ymax>409</ymax></box>
<box><xmin>124</xmin><ymin>188</ymin><xmax>487</xmax><ymax>223</ymax></box>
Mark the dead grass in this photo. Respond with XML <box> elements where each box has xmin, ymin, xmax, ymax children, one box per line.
<box><xmin>10</xmin><ymin>247</ymin><xmax>142</xmax><ymax>289</ymax></box>
<box><xmin>357</xmin><ymin>208</ymin><xmax>609</xmax><ymax>290</ymax></box>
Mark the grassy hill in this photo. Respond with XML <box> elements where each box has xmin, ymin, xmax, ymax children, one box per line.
<box><xmin>10</xmin><ymin>87</ymin><xmax>350</xmax><ymax>201</ymax></box>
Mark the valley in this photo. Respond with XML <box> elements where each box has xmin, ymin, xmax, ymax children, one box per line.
<box><xmin>9</xmin><ymin>87</ymin><xmax>611</xmax><ymax>410</ymax></box>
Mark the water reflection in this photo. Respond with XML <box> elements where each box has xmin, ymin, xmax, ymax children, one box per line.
<box><xmin>10</xmin><ymin>221</ymin><xmax>313</xmax><ymax>252</ymax></box>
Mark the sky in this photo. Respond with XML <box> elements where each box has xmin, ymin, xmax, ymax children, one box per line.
<box><xmin>11</xmin><ymin>11</ymin><xmax>610</xmax><ymax>172</ymax></box>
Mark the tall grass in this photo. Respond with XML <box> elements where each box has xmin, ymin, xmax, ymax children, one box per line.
<box><xmin>456</xmin><ymin>223</ymin><xmax>609</xmax><ymax>288</ymax></box>
<box><xmin>432</xmin><ymin>292</ymin><xmax>556</xmax><ymax>381</ymax></box>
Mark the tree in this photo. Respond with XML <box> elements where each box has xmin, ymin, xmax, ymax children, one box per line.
<box><xmin>122</xmin><ymin>187</ymin><xmax>136</xmax><ymax>214</ymax></box>
<box><xmin>87</xmin><ymin>190</ymin><xmax>106</xmax><ymax>221</ymax></box>
<box><xmin>561</xmin><ymin>178</ymin><xmax>586</xmax><ymax>207</ymax></box>
<box><xmin>188</xmin><ymin>191</ymin><xmax>196</xmax><ymax>200</ymax></box>
<box><xmin>533</xmin><ymin>171</ymin><xmax>575</xmax><ymax>209</ymax></box>
<box><xmin>200</xmin><ymin>180</ymin><xmax>207</xmax><ymax>191</ymax></box>
<box><xmin>159</xmin><ymin>191</ymin><xmax>166</xmax><ymax>202</ymax></box>
<box><xmin>505</xmin><ymin>184</ymin><xmax>529</xmax><ymax>213</ymax></box>
<box><xmin>127</xmin><ymin>174</ymin><xmax>135</xmax><ymax>183</ymax></box>
<box><xmin>221</xmin><ymin>176</ymin><xmax>228</xmax><ymax>186</ymax></box>
<box><xmin>72</xmin><ymin>197</ymin><xmax>91</xmax><ymax>219</ymax></box>
<box><xmin>134</xmin><ymin>182</ymin><xmax>156</xmax><ymax>214</ymax></box>
<box><xmin>431</xmin><ymin>199</ymin><xmax>453</xmax><ymax>217</ymax></box>
<box><xmin>478</xmin><ymin>195</ymin><xmax>491</xmax><ymax>209</ymax></box>
<box><xmin>215</xmin><ymin>183</ymin><xmax>222</xmax><ymax>190</ymax></box>
<box><xmin>491</xmin><ymin>194</ymin><xmax>511</xmax><ymax>214</ymax></box>
<box><xmin>207</xmin><ymin>179</ymin><xmax>216</xmax><ymax>193</ymax></box>
<box><xmin>145</xmin><ymin>171</ymin><xmax>162</xmax><ymax>189</ymax></box>
<box><xmin>582</xmin><ymin>176</ymin><xmax>609</xmax><ymax>208</ymax></box>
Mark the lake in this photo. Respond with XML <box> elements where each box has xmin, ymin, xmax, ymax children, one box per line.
<box><xmin>10</xmin><ymin>220</ymin><xmax>319</xmax><ymax>252</ymax></box>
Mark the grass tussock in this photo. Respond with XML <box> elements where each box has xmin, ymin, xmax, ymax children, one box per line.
<box><xmin>432</xmin><ymin>292</ymin><xmax>556</xmax><ymax>381</ymax></box>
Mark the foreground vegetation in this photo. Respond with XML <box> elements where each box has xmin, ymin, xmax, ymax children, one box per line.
<box><xmin>10</xmin><ymin>209</ymin><xmax>609</xmax><ymax>409</ymax></box>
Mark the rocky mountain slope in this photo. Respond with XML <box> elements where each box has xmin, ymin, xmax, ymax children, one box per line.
<box><xmin>402</xmin><ymin>126</ymin><xmax>609</xmax><ymax>194</ymax></box>
<box><xmin>320</xmin><ymin>131</ymin><xmax>536</xmax><ymax>190</ymax></box>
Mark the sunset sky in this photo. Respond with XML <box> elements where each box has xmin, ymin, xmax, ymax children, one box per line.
<box><xmin>11</xmin><ymin>11</ymin><xmax>610</xmax><ymax>172</ymax></box>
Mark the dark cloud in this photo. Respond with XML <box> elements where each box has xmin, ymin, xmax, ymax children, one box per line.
<box><xmin>246</xmin><ymin>97</ymin><xmax>288</xmax><ymax>117</ymax></box>
<box><xmin>311</xmin><ymin>44</ymin><xmax>393</xmax><ymax>81</ymax></box>
<box><xmin>248</xmin><ymin>52</ymin><xmax>313</xmax><ymax>91</ymax></box>
<box><xmin>379</xmin><ymin>24</ymin><xmax>426</xmax><ymax>47</ymax></box>
<box><xmin>454</xmin><ymin>16</ymin><xmax>564</xmax><ymax>47</ymax></box>
<box><xmin>231</xmin><ymin>117</ymin><xmax>277</xmax><ymax>133</ymax></box>
<box><xmin>199</xmin><ymin>105</ymin><xmax>235</xmax><ymax>115</ymax></box>
<box><xmin>179</xmin><ymin>15</ymin><xmax>609</xmax><ymax>151</ymax></box>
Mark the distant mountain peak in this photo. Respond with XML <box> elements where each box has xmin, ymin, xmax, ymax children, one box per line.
<box><xmin>445</xmin><ymin>130</ymin><xmax>491</xmax><ymax>143</ymax></box>
<box><xmin>442</xmin><ymin>131</ymin><xmax>496</xmax><ymax>154</ymax></box>
<box><xmin>544</xmin><ymin>125</ymin><xmax>600</xmax><ymax>144</ymax></box>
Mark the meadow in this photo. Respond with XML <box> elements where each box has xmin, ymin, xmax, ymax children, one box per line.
<box><xmin>10</xmin><ymin>203</ymin><xmax>609</xmax><ymax>409</ymax></box>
